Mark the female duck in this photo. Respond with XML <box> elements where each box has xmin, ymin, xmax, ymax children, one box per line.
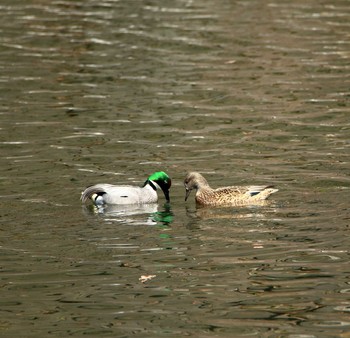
<box><xmin>81</xmin><ymin>171</ymin><xmax>171</xmax><ymax>206</ymax></box>
<box><xmin>184</xmin><ymin>172</ymin><xmax>278</xmax><ymax>206</ymax></box>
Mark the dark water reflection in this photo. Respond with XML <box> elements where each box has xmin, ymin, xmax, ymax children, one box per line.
<box><xmin>1</xmin><ymin>0</ymin><xmax>349</xmax><ymax>336</ymax></box>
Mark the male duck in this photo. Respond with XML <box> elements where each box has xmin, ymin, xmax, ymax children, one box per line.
<box><xmin>184</xmin><ymin>172</ymin><xmax>278</xmax><ymax>206</ymax></box>
<box><xmin>81</xmin><ymin>171</ymin><xmax>171</xmax><ymax>206</ymax></box>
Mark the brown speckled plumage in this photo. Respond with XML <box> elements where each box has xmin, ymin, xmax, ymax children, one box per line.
<box><xmin>184</xmin><ymin>172</ymin><xmax>278</xmax><ymax>206</ymax></box>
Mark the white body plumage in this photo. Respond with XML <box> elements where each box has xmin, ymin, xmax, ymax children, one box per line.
<box><xmin>81</xmin><ymin>171</ymin><xmax>171</xmax><ymax>206</ymax></box>
<box><xmin>82</xmin><ymin>183</ymin><xmax>159</xmax><ymax>205</ymax></box>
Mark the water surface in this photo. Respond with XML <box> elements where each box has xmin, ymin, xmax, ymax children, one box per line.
<box><xmin>0</xmin><ymin>0</ymin><xmax>349</xmax><ymax>337</ymax></box>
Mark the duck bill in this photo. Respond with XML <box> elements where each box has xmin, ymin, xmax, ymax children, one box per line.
<box><xmin>185</xmin><ymin>189</ymin><xmax>191</xmax><ymax>201</ymax></box>
<box><xmin>163</xmin><ymin>189</ymin><xmax>170</xmax><ymax>203</ymax></box>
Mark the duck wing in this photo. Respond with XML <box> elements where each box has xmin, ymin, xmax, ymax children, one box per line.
<box><xmin>243</xmin><ymin>185</ymin><xmax>278</xmax><ymax>199</ymax></box>
<box><xmin>81</xmin><ymin>184</ymin><xmax>140</xmax><ymax>204</ymax></box>
<box><xmin>216</xmin><ymin>185</ymin><xmax>278</xmax><ymax>199</ymax></box>
<box><xmin>81</xmin><ymin>184</ymin><xmax>157</xmax><ymax>205</ymax></box>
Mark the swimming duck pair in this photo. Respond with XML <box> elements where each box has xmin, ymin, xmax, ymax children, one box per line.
<box><xmin>81</xmin><ymin>171</ymin><xmax>278</xmax><ymax>207</ymax></box>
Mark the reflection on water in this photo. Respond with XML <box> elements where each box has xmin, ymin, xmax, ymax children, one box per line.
<box><xmin>82</xmin><ymin>203</ymin><xmax>174</xmax><ymax>226</ymax></box>
<box><xmin>186</xmin><ymin>203</ymin><xmax>280</xmax><ymax>221</ymax></box>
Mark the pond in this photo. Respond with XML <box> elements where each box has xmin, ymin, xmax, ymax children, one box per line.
<box><xmin>0</xmin><ymin>0</ymin><xmax>349</xmax><ymax>336</ymax></box>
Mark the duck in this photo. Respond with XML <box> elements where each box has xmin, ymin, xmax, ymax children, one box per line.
<box><xmin>184</xmin><ymin>172</ymin><xmax>278</xmax><ymax>206</ymax></box>
<box><xmin>81</xmin><ymin>171</ymin><xmax>171</xmax><ymax>206</ymax></box>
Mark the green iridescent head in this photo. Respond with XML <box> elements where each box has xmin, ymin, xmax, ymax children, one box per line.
<box><xmin>145</xmin><ymin>171</ymin><xmax>171</xmax><ymax>202</ymax></box>
<box><xmin>148</xmin><ymin>171</ymin><xmax>170</xmax><ymax>182</ymax></box>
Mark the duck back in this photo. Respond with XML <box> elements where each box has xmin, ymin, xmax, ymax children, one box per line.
<box><xmin>81</xmin><ymin>184</ymin><xmax>158</xmax><ymax>205</ymax></box>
